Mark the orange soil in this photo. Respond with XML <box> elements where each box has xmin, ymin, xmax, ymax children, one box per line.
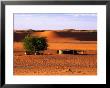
<box><xmin>14</xmin><ymin>42</ymin><xmax>96</xmax><ymax>51</ymax></box>
<box><xmin>14</xmin><ymin>54</ymin><xmax>97</xmax><ymax>75</ymax></box>
<box><xmin>14</xmin><ymin>31</ymin><xmax>97</xmax><ymax>75</ymax></box>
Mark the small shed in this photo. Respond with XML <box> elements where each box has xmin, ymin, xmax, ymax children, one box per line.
<box><xmin>57</xmin><ymin>49</ymin><xmax>86</xmax><ymax>55</ymax></box>
<box><xmin>57</xmin><ymin>50</ymin><xmax>79</xmax><ymax>54</ymax></box>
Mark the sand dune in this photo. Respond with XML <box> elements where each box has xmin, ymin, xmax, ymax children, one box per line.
<box><xmin>32</xmin><ymin>31</ymin><xmax>59</xmax><ymax>38</ymax></box>
<box><xmin>14</xmin><ymin>31</ymin><xmax>97</xmax><ymax>42</ymax></box>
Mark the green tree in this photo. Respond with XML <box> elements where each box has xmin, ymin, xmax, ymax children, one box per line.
<box><xmin>23</xmin><ymin>35</ymin><xmax>48</xmax><ymax>55</ymax></box>
<box><xmin>23</xmin><ymin>35</ymin><xmax>34</xmax><ymax>54</ymax></box>
<box><xmin>34</xmin><ymin>37</ymin><xmax>48</xmax><ymax>54</ymax></box>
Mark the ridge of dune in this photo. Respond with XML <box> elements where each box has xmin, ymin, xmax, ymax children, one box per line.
<box><xmin>32</xmin><ymin>31</ymin><xmax>59</xmax><ymax>38</ymax></box>
<box><xmin>14</xmin><ymin>30</ymin><xmax>97</xmax><ymax>42</ymax></box>
<box><xmin>40</xmin><ymin>31</ymin><xmax>60</xmax><ymax>38</ymax></box>
<box><xmin>31</xmin><ymin>31</ymin><xmax>85</xmax><ymax>42</ymax></box>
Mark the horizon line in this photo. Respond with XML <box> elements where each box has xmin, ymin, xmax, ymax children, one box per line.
<box><xmin>14</xmin><ymin>28</ymin><xmax>97</xmax><ymax>31</ymax></box>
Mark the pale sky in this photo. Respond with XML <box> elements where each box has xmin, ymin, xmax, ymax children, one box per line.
<box><xmin>14</xmin><ymin>13</ymin><xmax>97</xmax><ymax>30</ymax></box>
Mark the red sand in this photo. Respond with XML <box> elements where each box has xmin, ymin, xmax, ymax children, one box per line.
<box><xmin>14</xmin><ymin>30</ymin><xmax>97</xmax><ymax>75</ymax></box>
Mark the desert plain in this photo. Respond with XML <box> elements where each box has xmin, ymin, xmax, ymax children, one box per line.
<box><xmin>14</xmin><ymin>29</ymin><xmax>97</xmax><ymax>75</ymax></box>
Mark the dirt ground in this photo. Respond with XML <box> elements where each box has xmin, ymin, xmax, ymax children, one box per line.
<box><xmin>14</xmin><ymin>54</ymin><xmax>97</xmax><ymax>75</ymax></box>
<box><xmin>14</xmin><ymin>31</ymin><xmax>97</xmax><ymax>75</ymax></box>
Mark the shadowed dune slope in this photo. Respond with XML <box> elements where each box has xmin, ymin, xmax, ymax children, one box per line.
<box><xmin>14</xmin><ymin>31</ymin><xmax>97</xmax><ymax>42</ymax></box>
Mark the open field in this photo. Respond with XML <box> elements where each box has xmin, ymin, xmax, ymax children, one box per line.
<box><xmin>14</xmin><ymin>30</ymin><xmax>97</xmax><ymax>75</ymax></box>
<box><xmin>14</xmin><ymin>54</ymin><xmax>97</xmax><ymax>75</ymax></box>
